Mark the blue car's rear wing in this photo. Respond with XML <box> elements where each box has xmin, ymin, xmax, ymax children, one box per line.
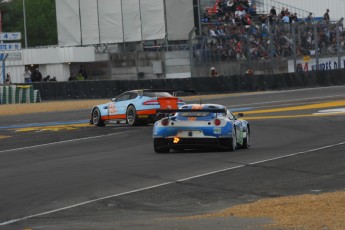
<box><xmin>142</xmin><ymin>89</ymin><xmax>196</xmax><ymax>93</ymax></box>
<box><xmin>139</xmin><ymin>89</ymin><xmax>196</xmax><ymax>96</ymax></box>
<box><xmin>156</xmin><ymin>108</ymin><xmax>227</xmax><ymax>114</ymax></box>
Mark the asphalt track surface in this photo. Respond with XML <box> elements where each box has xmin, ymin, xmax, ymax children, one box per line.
<box><xmin>1</xmin><ymin>86</ymin><xmax>345</xmax><ymax>229</ymax></box>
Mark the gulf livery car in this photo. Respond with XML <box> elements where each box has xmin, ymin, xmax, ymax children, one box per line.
<box><xmin>90</xmin><ymin>89</ymin><xmax>185</xmax><ymax>126</ymax></box>
<box><xmin>153</xmin><ymin>104</ymin><xmax>250</xmax><ymax>153</ymax></box>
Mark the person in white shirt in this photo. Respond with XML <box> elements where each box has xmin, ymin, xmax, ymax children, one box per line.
<box><xmin>209</xmin><ymin>27</ymin><xmax>218</xmax><ymax>37</ymax></box>
<box><xmin>23</xmin><ymin>67</ymin><xmax>32</xmax><ymax>83</ymax></box>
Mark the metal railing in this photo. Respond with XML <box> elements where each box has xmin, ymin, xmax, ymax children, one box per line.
<box><xmin>256</xmin><ymin>0</ymin><xmax>312</xmax><ymax>19</ymax></box>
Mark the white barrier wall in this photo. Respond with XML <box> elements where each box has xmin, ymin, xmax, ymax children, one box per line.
<box><xmin>122</xmin><ymin>0</ymin><xmax>142</xmax><ymax>42</ymax></box>
<box><xmin>141</xmin><ymin>0</ymin><xmax>165</xmax><ymax>41</ymax></box>
<box><xmin>80</xmin><ymin>0</ymin><xmax>99</xmax><ymax>46</ymax></box>
<box><xmin>166</xmin><ymin>0</ymin><xmax>194</xmax><ymax>41</ymax></box>
<box><xmin>55</xmin><ymin>0</ymin><xmax>81</xmax><ymax>47</ymax></box>
<box><xmin>98</xmin><ymin>0</ymin><xmax>123</xmax><ymax>44</ymax></box>
<box><xmin>56</xmin><ymin>0</ymin><xmax>193</xmax><ymax>46</ymax></box>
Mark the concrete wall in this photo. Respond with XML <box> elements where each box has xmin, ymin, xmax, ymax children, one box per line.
<box><xmin>109</xmin><ymin>51</ymin><xmax>191</xmax><ymax>80</ymax></box>
<box><xmin>3</xmin><ymin>46</ymin><xmax>96</xmax><ymax>83</ymax></box>
<box><xmin>165</xmin><ymin>51</ymin><xmax>191</xmax><ymax>79</ymax></box>
<box><xmin>2</xmin><ymin>48</ymin><xmax>192</xmax><ymax>83</ymax></box>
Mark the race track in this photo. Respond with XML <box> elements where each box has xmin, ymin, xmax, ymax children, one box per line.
<box><xmin>1</xmin><ymin>86</ymin><xmax>345</xmax><ymax>229</ymax></box>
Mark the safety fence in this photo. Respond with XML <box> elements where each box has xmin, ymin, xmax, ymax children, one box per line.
<box><xmin>28</xmin><ymin>69</ymin><xmax>345</xmax><ymax>100</ymax></box>
<box><xmin>0</xmin><ymin>85</ymin><xmax>41</xmax><ymax>104</ymax></box>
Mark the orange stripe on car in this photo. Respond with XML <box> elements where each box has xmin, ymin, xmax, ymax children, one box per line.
<box><xmin>102</xmin><ymin>115</ymin><xmax>126</xmax><ymax>120</ymax></box>
<box><xmin>137</xmin><ymin>109</ymin><xmax>157</xmax><ymax>115</ymax></box>
<box><xmin>192</xmin><ymin>105</ymin><xmax>203</xmax><ymax>110</ymax></box>
<box><xmin>101</xmin><ymin>109</ymin><xmax>159</xmax><ymax>121</ymax></box>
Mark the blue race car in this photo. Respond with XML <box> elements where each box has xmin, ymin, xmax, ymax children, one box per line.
<box><xmin>153</xmin><ymin>104</ymin><xmax>250</xmax><ymax>153</ymax></box>
<box><xmin>90</xmin><ymin>89</ymin><xmax>185</xmax><ymax>126</ymax></box>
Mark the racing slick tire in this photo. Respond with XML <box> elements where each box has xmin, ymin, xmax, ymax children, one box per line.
<box><xmin>92</xmin><ymin>108</ymin><xmax>105</xmax><ymax>127</ymax></box>
<box><xmin>154</xmin><ymin>139</ymin><xmax>170</xmax><ymax>153</ymax></box>
<box><xmin>229</xmin><ymin>128</ymin><xmax>237</xmax><ymax>152</ymax></box>
<box><xmin>242</xmin><ymin>129</ymin><xmax>250</xmax><ymax>149</ymax></box>
<box><xmin>126</xmin><ymin>105</ymin><xmax>139</xmax><ymax>126</ymax></box>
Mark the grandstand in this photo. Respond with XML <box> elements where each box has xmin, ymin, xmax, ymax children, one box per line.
<box><xmin>200</xmin><ymin>0</ymin><xmax>345</xmax><ymax>21</ymax></box>
<box><xmin>193</xmin><ymin>0</ymin><xmax>345</xmax><ymax>76</ymax></box>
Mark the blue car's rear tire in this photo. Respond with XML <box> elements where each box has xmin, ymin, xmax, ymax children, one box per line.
<box><xmin>242</xmin><ymin>130</ymin><xmax>250</xmax><ymax>149</ymax></box>
<box><xmin>229</xmin><ymin>129</ymin><xmax>237</xmax><ymax>151</ymax></box>
<box><xmin>154</xmin><ymin>138</ymin><xmax>170</xmax><ymax>153</ymax></box>
<box><xmin>92</xmin><ymin>108</ymin><xmax>105</xmax><ymax>127</ymax></box>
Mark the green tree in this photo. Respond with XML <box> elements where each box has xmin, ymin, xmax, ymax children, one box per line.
<box><xmin>0</xmin><ymin>0</ymin><xmax>57</xmax><ymax>47</ymax></box>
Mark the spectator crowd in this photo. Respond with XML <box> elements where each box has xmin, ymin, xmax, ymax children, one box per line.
<box><xmin>22</xmin><ymin>65</ymin><xmax>88</xmax><ymax>83</ymax></box>
<box><xmin>195</xmin><ymin>0</ymin><xmax>345</xmax><ymax>65</ymax></box>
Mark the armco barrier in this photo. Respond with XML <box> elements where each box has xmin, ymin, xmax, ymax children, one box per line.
<box><xmin>26</xmin><ymin>69</ymin><xmax>345</xmax><ymax>101</ymax></box>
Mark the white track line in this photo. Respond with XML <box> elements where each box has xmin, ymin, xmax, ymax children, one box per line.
<box><xmin>1</xmin><ymin>141</ymin><xmax>345</xmax><ymax>226</ymax></box>
<box><xmin>0</xmin><ymin>130</ymin><xmax>134</xmax><ymax>154</ymax></box>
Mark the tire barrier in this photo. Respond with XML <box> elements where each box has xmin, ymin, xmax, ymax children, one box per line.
<box><xmin>0</xmin><ymin>85</ymin><xmax>41</xmax><ymax>104</ymax></box>
<box><xmin>26</xmin><ymin>69</ymin><xmax>345</xmax><ymax>101</ymax></box>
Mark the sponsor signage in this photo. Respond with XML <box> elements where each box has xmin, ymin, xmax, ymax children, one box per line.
<box><xmin>0</xmin><ymin>32</ymin><xmax>21</xmax><ymax>41</ymax></box>
<box><xmin>288</xmin><ymin>56</ymin><xmax>345</xmax><ymax>72</ymax></box>
<box><xmin>0</xmin><ymin>43</ymin><xmax>22</xmax><ymax>51</ymax></box>
<box><xmin>6</xmin><ymin>52</ymin><xmax>22</xmax><ymax>61</ymax></box>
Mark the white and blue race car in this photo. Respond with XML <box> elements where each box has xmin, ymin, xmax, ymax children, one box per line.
<box><xmin>153</xmin><ymin>104</ymin><xmax>250</xmax><ymax>153</ymax></box>
<box><xmin>90</xmin><ymin>89</ymin><xmax>186</xmax><ymax>126</ymax></box>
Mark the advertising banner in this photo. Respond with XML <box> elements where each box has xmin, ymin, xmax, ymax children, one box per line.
<box><xmin>288</xmin><ymin>56</ymin><xmax>345</xmax><ymax>72</ymax></box>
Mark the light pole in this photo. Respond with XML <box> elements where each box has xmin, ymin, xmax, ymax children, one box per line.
<box><xmin>0</xmin><ymin>10</ymin><xmax>3</xmax><ymax>32</ymax></box>
<box><xmin>23</xmin><ymin>0</ymin><xmax>28</xmax><ymax>48</ymax></box>
<box><xmin>197</xmin><ymin>0</ymin><xmax>201</xmax><ymax>35</ymax></box>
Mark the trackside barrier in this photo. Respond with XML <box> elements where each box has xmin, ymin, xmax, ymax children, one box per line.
<box><xmin>0</xmin><ymin>85</ymin><xmax>41</xmax><ymax>104</ymax></box>
<box><xmin>27</xmin><ymin>69</ymin><xmax>345</xmax><ymax>101</ymax></box>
